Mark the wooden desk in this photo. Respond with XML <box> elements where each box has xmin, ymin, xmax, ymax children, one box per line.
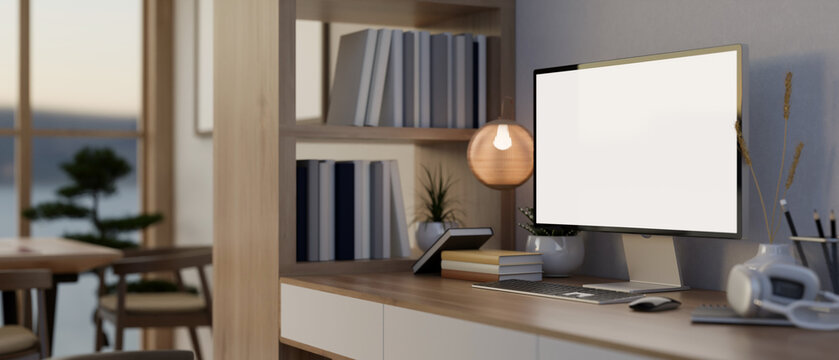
<box><xmin>280</xmin><ymin>272</ymin><xmax>834</xmax><ymax>360</ymax></box>
<box><xmin>0</xmin><ymin>237</ymin><xmax>122</xmax><ymax>353</ymax></box>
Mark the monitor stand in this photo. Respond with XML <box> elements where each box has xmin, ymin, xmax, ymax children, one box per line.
<box><xmin>583</xmin><ymin>234</ymin><xmax>689</xmax><ymax>294</ymax></box>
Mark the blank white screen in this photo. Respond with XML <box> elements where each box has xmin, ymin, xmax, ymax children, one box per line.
<box><xmin>535</xmin><ymin>50</ymin><xmax>738</xmax><ymax>234</ymax></box>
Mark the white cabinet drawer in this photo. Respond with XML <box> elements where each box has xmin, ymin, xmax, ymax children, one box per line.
<box><xmin>539</xmin><ymin>336</ymin><xmax>653</xmax><ymax>360</ymax></box>
<box><xmin>384</xmin><ymin>305</ymin><xmax>537</xmax><ymax>360</ymax></box>
<box><xmin>281</xmin><ymin>284</ymin><xmax>383</xmax><ymax>360</ymax></box>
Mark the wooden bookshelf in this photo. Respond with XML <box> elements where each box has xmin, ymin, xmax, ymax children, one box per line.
<box><xmin>279</xmin><ymin>258</ymin><xmax>415</xmax><ymax>276</ymax></box>
<box><xmin>283</xmin><ymin>124</ymin><xmax>478</xmax><ymax>142</ymax></box>
<box><xmin>296</xmin><ymin>0</ymin><xmax>499</xmax><ymax>28</ymax></box>
<box><xmin>215</xmin><ymin>0</ymin><xmax>515</xmax><ymax>358</ymax></box>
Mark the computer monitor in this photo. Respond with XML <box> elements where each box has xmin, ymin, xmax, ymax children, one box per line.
<box><xmin>534</xmin><ymin>45</ymin><xmax>743</xmax><ymax>293</ymax></box>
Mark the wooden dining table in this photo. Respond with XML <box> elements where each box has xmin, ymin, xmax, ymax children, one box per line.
<box><xmin>0</xmin><ymin>237</ymin><xmax>123</xmax><ymax>352</ymax></box>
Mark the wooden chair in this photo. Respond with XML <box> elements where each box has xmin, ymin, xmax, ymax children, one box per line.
<box><xmin>94</xmin><ymin>248</ymin><xmax>211</xmax><ymax>360</ymax></box>
<box><xmin>0</xmin><ymin>269</ymin><xmax>51</xmax><ymax>360</ymax></box>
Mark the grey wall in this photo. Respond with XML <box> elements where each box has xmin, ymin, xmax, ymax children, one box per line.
<box><xmin>516</xmin><ymin>0</ymin><xmax>839</xmax><ymax>290</ymax></box>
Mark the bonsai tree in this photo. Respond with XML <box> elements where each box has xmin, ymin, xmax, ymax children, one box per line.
<box><xmin>518</xmin><ymin>207</ymin><xmax>578</xmax><ymax>237</ymax></box>
<box><xmin>23</xmin><ymin>147</ymin><xmax>163</xmax><ymax>249</ymax></box>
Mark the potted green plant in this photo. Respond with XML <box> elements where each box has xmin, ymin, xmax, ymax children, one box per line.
<box><xmin>415</xmin><ymin>165</ymin><xmax>460</xmax><ymax>251</ymax></box>
<box><xmin>518</xmin><ymin>207</ymin><xmax>583</xmax><ymax>277</ymax></box>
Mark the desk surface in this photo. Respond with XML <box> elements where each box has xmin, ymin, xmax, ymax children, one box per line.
<box><xmin>281</xmin><ymin>272</ymin><xmax>833</xmax><ymax>360</ymax></box>
<box><xmin>0</xmin><ymin>237</ymin><xmax>122</xmax><ymax>274</ymax></box>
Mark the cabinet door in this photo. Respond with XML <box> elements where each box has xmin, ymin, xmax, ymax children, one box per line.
<box><xmin>281</xmin><ymin>284</ymin><xmax>384</xmax><ymax>360</ymax></box>
<box><xmin>384</xmin><ymin>305</ymin><xmax>537</xmax><ymax>360</ymax></box>
<box><xmin>539</xmin><ymin>336</ymin><xmax>653</xmax><ymax>360</ymax></box>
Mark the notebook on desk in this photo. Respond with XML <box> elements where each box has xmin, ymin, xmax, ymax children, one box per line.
<box><xmin>691</xmin><ymin>304</ymin><xmax>792</xmax><ymax>326</ymax></box>
<box><xmin>412</xmin><ymin>227</ymin><xmax>493</xmax><ymax>274</ymax></box>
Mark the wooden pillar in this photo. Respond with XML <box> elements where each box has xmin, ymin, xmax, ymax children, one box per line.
<box><xmin>142</xmin><ymin>0</ymin><xmax>175</xmax><ymax>350</ymax></box>
<box><xmin>214</xmin><ymin>0</ymin><xmax>283</xmax><ymax>357</ymax></box>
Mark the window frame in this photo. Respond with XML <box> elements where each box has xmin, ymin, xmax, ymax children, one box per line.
<box><xmin>8</xmin><ymin>0</ymin><xmax>148</xmax><ymax>240</ymax></box>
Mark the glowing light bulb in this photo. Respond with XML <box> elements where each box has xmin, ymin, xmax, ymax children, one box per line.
<box><xmin>493</xmin><ymin>125</ymin><xmax>513</xmax><ymax>150</ymax></box>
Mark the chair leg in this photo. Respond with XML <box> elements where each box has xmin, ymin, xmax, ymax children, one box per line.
<box><xmin>94</xmin><ymin>312</ymin><xmax>103</xmax><ymax>352</ymax></box>
<box><xmin>114</xmin><ymin>321</ymin><xmax>124</xmax><ymax>351</ymax></box>
<box><xmin>188</xmin><ymin>327</ymin><xmax>203</xmax><ymax>360</ymax></box>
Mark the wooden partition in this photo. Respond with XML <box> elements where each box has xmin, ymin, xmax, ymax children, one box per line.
<box><xmin>214</xmin><ymin>0</ymin><xmax>515</xmax><ymax>358</ymax></box>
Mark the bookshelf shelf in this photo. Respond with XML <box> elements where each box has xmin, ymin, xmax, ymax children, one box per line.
<box><xmin>283</xmin><ymin>124</ymin><xmax>477</xmax><ymax>142</ymax></box>
<box><xmin>296</xmin><ymin>0</ymin><xmax>500</xmax><ymax>28</ymax></box>
<box><xmin>280</xmin><ymin>258</ymin><xmax>416</xmax><ymax>276</ymax></box>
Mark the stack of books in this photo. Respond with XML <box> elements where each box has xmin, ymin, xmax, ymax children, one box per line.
<box><xmin>296</xmin><ymin>159</ymin><xmax>410</xmax><ymax>262</ymax></box>
<box><xmin>327</xmin><ymin>28</ymin><xmax>500</xmax><ymax>129</ymax></box>
<box><xmin>440</xmin><ymin>250</ymin><xmax>543</xmax><ymax>282</ymax></box>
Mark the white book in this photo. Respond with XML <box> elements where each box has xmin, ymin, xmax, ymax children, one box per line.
<box><xmin>370</xmin><ymin>161</ymin><xmax>391</xmax><ymax>259</ymax></box>
<box><xmin>365</xmin><ymin>29</ymin><xmax>393</xmax><ymax>127</ymax></box>
<box><xmin>475</xmin><ymin>35</ymin><xmax>487</xmax><ymax>128</ymax></box>
<box><xmin>353</xmin><ymin>160</ymin><xmax>371</xmax><ymax>260</ymax></box>
<box><xmin>430</xmin><ymin>33</ymin><xmax>452</xmax><ymax>128</ymax></box>
<box><xmin>326</xmin><ymin>29</ymin><xmax>377</xmax><ymax>127</ymax></box>
<box><xmin>453</xmin><ymin>35</ymin><xmax>467</xmax><ymax>129</ymax></box>
<box><xmin>441</xmin><ymin>260</ymin><xmax>543</xmax><ymax>275</ymax></box>
<box><xmin>381</xmin><ymin>29</ymin><xmax>404</xmax><ymax>127</ymax></box>
<box><xmin>403</xmin><ymin>31</ymin><xmax>420</xmax><ymax>128</ymax></box>
<box><xmin>446</xmin><ymin>33</ymin><xmax>454</xmax><ymax>129</ymax></box>
<box><xmin>419</xmin><ymin>31</ymin><xmax>431</xmax><ymax>128</ymax></box>
<box><xmin>318</xmin><ymin>160</ymin><xmax>336</xmax><ymax>261</ymax></box>
<box><xmin>388</xmin><ymin>160</ymin><xmax>410</xmax><ymax>258</ymax></box>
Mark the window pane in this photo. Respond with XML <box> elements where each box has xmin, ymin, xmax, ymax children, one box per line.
<box><xmin>0</xmin><ymin>0</ymin><xmax>17</xmax><ymax>128</ymax></box>
<box><xmin>31</xmin><ymin>137</ymin><xmax>139</xmax><ymax>244</ymax></box>
<box><xmin>31</xmin><ymin>0</ymin><xmax>141</xmax><ymax>131</ymax></box>
<box><xmin>0</xmin><ymin>137</ymin><xmax>15</xmax><ymax>236</ymax></box>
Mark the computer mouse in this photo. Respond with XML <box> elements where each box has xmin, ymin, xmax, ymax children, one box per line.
<box><xmin>628</xmin><ymin>296</ymin><xmax>681</xmax><ymax>312</ymax></box>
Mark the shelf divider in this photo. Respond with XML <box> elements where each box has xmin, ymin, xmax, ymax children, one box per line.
<box><xmin>282</xmin><ymin>124</ymin><xmax>478</xmax><ymax>142</ymax></box>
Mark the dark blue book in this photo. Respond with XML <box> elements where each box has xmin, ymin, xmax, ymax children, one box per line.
<box><xmin>334</xmin><ymin>162</ymin><xmax>356</xmax><ymax>261</ymax></box>
<box><xmin>296</xmin><ymin>162</ymin><xmax>308</xmax><ymax>262</ymax></box>
<box><xmin>472</xmin><ymin>39</ymin><xmax>479</xmax><ymax>129</ymax></box>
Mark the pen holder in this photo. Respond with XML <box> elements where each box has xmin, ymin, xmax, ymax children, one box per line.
<box><xmin>790</xmin><ymin>236</ymin><xmax>839</xmax><ymax>294</ymax></box>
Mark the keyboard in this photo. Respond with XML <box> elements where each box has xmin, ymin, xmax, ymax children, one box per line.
<box><xmin>472</xmin><ymin>279</ymin><xmax>644</xmax><ymax>305</ymax></box>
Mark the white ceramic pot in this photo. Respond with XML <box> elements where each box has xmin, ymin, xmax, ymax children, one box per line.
<box><xmin>416</xmin><ymin>222</ymin><xmax>457</xmax><ymax>251</ymax></box>
<box><xmin>743</xmin><ymin>243</ymin><xmax>796</xmax><ymax>270</ymax></box>
<box><xmin>526</xmin><ymin>235</ymin><xmax>584</xmax><ymax>277</ymax></box>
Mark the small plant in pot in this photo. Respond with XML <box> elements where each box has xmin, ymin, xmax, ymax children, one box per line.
<box><xmin>415</xmin><ymin>165</ymin><xmax>460</xmax><ymax>251</ymax></box>
<box><xmin>519</xmin><ymin>207</ymin><xmax>584</xmax><ymax>277</ymax></box>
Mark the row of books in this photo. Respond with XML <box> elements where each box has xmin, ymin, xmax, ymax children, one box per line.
<box><xmin>296</xmin><ymin>159</ymin><xmax>410</xmax><ymax>262</ymax></box>
<box><xmin>327</xmin><ymin>28</ymin><xmax>499</xmax><ymax>129</ymax></box>
<box><xmin>440</xmin><ymin>250</ymin><xmax>543</xmax><ymax>282</ymax></box>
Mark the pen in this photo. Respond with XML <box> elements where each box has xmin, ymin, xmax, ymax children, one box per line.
<box><xmin>781</xmin><ymin>199</ymin><xmax>807</xmax><ymax>266</ymax></box>
<box><xmin>814</xmin><ymin>210</ymin><xmax>825</xmax><ymax>238</ymax></box>
<box><xmin>814</xmin><ymin>210</ymin><xmax>838</xmax><ymax>291</ymax></box>
<box><xmin>832</xmin><ymin>210</ymin><xmax>837</xmax><ymax>268</ymax></box>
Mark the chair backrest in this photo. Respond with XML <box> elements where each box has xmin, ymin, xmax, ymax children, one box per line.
<box><xmin>0</xmin><ymin>269</ymin><xmax>52</xmax><ymax>291</ymax></box>
<box><xmin>111</xmin><ymin>248</ymin><xmax>212</xmax><ymax>275</ymax></box>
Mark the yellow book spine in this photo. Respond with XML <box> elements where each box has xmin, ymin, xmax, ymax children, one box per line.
<box><xmin>441</xmin><ymin>252</ymin><xmax>501</xmax><ymax>265</ymax></box>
